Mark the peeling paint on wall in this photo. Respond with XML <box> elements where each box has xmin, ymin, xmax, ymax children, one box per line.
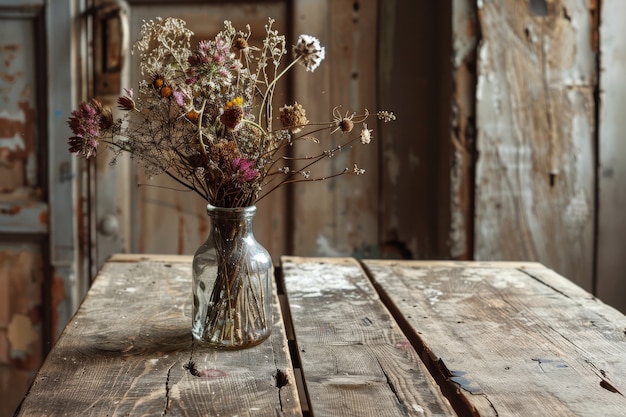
<box><xmin>0</xmin><ymin>248</ymin><xmax>43</xmax><ymax>369</ymax></box>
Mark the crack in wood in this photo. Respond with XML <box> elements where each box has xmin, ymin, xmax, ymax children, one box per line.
<box><xmin>273</xmin><ymin>368</ymin><xmax>288</xmax><ymax>413</ymax></box>
<box><xmin>600</xmin><ymin>379</ymin><xmax>624</xmax><ymax>396</ymax></box>
<box><xmin>161</xmin><ymin>363</ymin><xmax>175</xmax><ymax>416</ymax></box>
<box><xmin>375</xmin><ymin>357</ymin><xmax>405</xmax><ymax>411</ymax></box>
<box><xmin>531</xmin><ymin>358</ymin><xmax>546</xmax><ymax>373</ymax></box>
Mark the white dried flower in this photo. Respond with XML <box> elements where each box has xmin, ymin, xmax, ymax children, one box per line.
<box><xmin>360</xmin><ymin>124</ymin><xmax>373</xmax><ymax>144</ymax></box>
<box><xmin>353</xmin><ymin>164</ymin><xmax>365</xmax><ymax>175</ymax></box>
<box><xmin>293</xmin><ymin>34</ymin><xmax>325</xmax><ymax>72</ymax></box>
<box><xmin>377</xmin><ymin>110</ymin><xmax>396</xmax><ymax>122</ymax></box>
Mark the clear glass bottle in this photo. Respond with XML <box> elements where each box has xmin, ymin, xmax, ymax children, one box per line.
<box><xmin>192</xmin><ymin>205</ymin><xmax>273</xmax><ymax>349</ymax></box>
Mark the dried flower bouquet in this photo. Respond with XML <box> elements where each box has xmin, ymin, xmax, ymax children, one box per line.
<box><xmin>68</xmin><ymin>17</ymin><xmax>394</xmax><ymax>207</ymax></box>
<box><xmin>67</xmin><ymin>17</ymin><xmax>394</xmax><ymax>347</ymax></box>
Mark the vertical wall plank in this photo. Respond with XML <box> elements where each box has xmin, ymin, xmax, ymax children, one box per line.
<box><xmin>331</xmin><ymin>0</ymin><xmax>379</xmax><ymax>259</ymax></box>
<box><xmin>292</xmin><ymin>0</ymin><xmax>379</xmax><ymax>258</ymax></box>
<box><xmin>450</xmin><ymin>0</ymin><xmax>477</xmax><ymax>260</ymax></box>
<box><xmin>378</xmin><ymin>1</ymin><xmax>451</xmax><ymax>259</ymax></box>
<box><xmin>474</xmin><ymin>0</ymin><xmax>596</xmax><ymax>290</ymax></box>
<box><xmin>597</xmin><ymin>0</ymin><xmax>626</xmax><ymax>312</ymax></box>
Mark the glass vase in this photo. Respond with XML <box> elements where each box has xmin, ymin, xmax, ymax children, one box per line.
<box><xmin>192</xmin><ymin>204</ymin><xmax>273</xmax><ymax>349</ymax></box>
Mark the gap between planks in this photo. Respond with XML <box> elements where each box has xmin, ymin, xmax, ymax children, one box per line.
<box><xmin>358</xmin><ymin>260</ymin><xmax>480</xmax><ymax>417</ymax></box>
<box><xmin>275</xmin><ymin>266</ymin><xmax>312</xmax><ymax>417</ymax></box>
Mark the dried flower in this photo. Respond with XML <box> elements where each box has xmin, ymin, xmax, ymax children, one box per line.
<box><xmin>360</xmin><ymin>124</ymin><xmax>373</xmax><ymax>144</ymax></box>
<box><xmin>353</xmin><ymin>164</ymin><xmax>365</xmax><ymax>175</ymax></box>
<box><xmin>67</xmin><ymin>17</ymin><xmax>394</xmax><ymax>208</ymax></box>
<box><xmin>220</xmin><ymin>97</ymin><xmax>245</xmax><ymax>130</ymax></box>
<box><xmin>340</xmin><ymin>118</ymin><xmax>354</xmax><ymax>133</ymax></box>
<box><xmin>232</xmin><ymin>157</ymin><xmax>258</xmax><ymax>183</ymax></box>
<box><xmin>293</xmin><ymin>34</ymin><xmax>325</xmax><ymax>72</ymax></box>
<box><xmin>234</xmin><ymin>36</ymin><xmax>248</xmax><ymax>51</ymax></box>
<box><xmin>67</xmin><ymin>98</ymin><xmax>109</xmax><ymax>158</ymax></box>
<box><xmin>279</xmin><ymin>102</ymin><xmax>309</xmax><ymax>133</ymax></box>
<box><xmin>117</xmin><ymin>88</ymin><xmax>135</xmax><ymax>111</ymax></box>
<box><xmin>377</xmin><ymin>110</ymin><xmax>396</xmax><ymax>122</ymax></box>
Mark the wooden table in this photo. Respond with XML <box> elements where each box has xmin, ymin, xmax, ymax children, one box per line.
<box><xmin>14</xmin><ymin>255</ymin><xmax>626</xmax><ymax>416</ymax></box>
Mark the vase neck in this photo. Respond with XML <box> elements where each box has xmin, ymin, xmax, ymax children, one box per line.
<box><xmin>206</xmin><ymin>204</ymin><xmax>256</xmax><ymax>221</ymax></box>
<box><xmin>206</xmin><ymin>205</ymin><xmax>256</xmax><ymax>238</ymax></box>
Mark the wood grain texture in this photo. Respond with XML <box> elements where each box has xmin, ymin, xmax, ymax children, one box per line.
<box><xmin>15</xmin><ymin>258</ymin><xmax>300</xmax><ymax>417</ymax></box>
<box><xmin>363</xmin><ymin>260</ymin><xmax>626</xmax><ymax>416</ymax></box>
<box><xmin>474</xmin><ymin>0</ymin><xmax>596</xmax><ymax>290</ymax></box>
<box><xmin>281</xmin><ymin>256</ymin><xmax>455</xmax><ymax>416</ymax></box>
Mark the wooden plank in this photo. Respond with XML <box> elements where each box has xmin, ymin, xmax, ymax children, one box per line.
<box><xmin>474</xmin><ymin>0</ymin><xmax>596</xmax><ymax>290</ymax></box>
<box><xmin>15</xmin><ymin>258</ymin><xmax>301</xmax><ymax>417</ymax></box>
<box><xmin>292</xmin><ymin>0</ymin><xmax>380</xmax><ymax>258</ymax></box>
<box><xmin>596</xmin><ymin>0</ymin><xmax>626</xmax><ymax>314</ymax></box>
<box><xmin>378</xmin><ymin>1</ymin><xmax>452</xmax><ymax>259</ymax></box>
<box><xmin>281</xmin><ymin>256</ymin><xmax>455</xmax><ymax>416</ymax></box>
<box><xmin>363</xmin><ymin>260</ymin><xmax>626</xmax><ymax>416</ymax></box>
<box><xmin>450</xmin><ymin>0</ymin><xmax>478</xmax><ymax>260</ymax></box>
<box><xmin>108</xmin><ymin>253</ymin><xmax>191</xmax><ymax>264</ymax></box>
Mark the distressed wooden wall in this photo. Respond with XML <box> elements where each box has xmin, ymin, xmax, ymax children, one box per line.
<box><xmin>0</xmin><ymin>10</ymin><xmax>47</xmax><ymax>417</ymax></box>
<box><xmin>472</xmin><ymin>0</ymin><xmax>597</xmax><ymax>291</ymax></box>
<box><xmin>0</xmin><ymin>245</ymin><xmax>44</xmax><ymax>417</ymax></box>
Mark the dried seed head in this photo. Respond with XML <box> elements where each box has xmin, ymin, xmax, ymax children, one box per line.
<box><xmin>279</xmin><ymin>102</ymin><xmax>309</xmax><ymax>133</ymax></box>
<box><xmin>117</xmin><ymin>95</ymin><xmax>135</xmax><ymax>111</ymax></box>
<box><xmin>293</xmin><ymin>34</ymin><xmax>325</xmax><ymax>72</ymax></box>
<box><xmin>339</xmin><ymin>118</ymin><xmax>354</xmax><ymax>133</ymax></box>
<box><xmin>234</xmin><ymin>37</ymin><xmax>248</xmax><ymax>50</ymax></box>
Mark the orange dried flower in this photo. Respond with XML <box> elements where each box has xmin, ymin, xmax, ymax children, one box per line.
<box><xmin>160</xmin><ymin>86</ymin><xmax>173</xmax><ymax>98</ymax></box>
<box><xmin>186</xmin><ymin>110</ymin><xmax>200</xmax><ymax>122</ymax></box>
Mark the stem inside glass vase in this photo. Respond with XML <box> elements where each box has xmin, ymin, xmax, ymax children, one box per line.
<box><xmin>192</xmin><ymin>205</ymin><xmax>273</xmax><ymax>349</ymax></box>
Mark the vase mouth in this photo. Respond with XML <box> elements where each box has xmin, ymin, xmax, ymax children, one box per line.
<box><xmin>206</xmin><ymin>204</ymin><xmax>257</xmax><ymax>216</ymax></box>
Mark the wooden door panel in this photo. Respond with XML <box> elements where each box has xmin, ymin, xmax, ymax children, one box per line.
<box><xmin>0</xmin><ymin>8</ymin><xmax>48</xmax><ymax>416</ymax></box>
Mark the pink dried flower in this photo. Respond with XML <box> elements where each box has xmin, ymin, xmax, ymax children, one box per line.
<box><xmin>232</xmin><ymin>158</ymin><xmax>258</xmax><ymax>183</ymax></box>
<box><xmin>67</xmin><ymin>99</ymin><xmax>107</xmax><ymax>158</ymax></box>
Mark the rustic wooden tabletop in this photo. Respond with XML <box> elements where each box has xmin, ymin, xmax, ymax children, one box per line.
<box><xmin>14</xmin><ymin>255</ymin><xmax>626</xmax><ymax>416</ymax></box>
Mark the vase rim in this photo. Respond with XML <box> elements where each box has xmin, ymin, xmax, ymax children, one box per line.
<box><xmin>206</xmin><ymin>204</ymin><xmax>257</xmax><ymax>215</ymax></box>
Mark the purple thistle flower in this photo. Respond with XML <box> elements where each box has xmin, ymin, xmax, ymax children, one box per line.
<box><xmin>232</xmin><ymin>158</ymin><xmax>258</xmax><ymax>183</ymax></box>
<box><xmin>67</xmin><ymin>99</ymin><xmax>107</xmax><ymax>159</ymax></box>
